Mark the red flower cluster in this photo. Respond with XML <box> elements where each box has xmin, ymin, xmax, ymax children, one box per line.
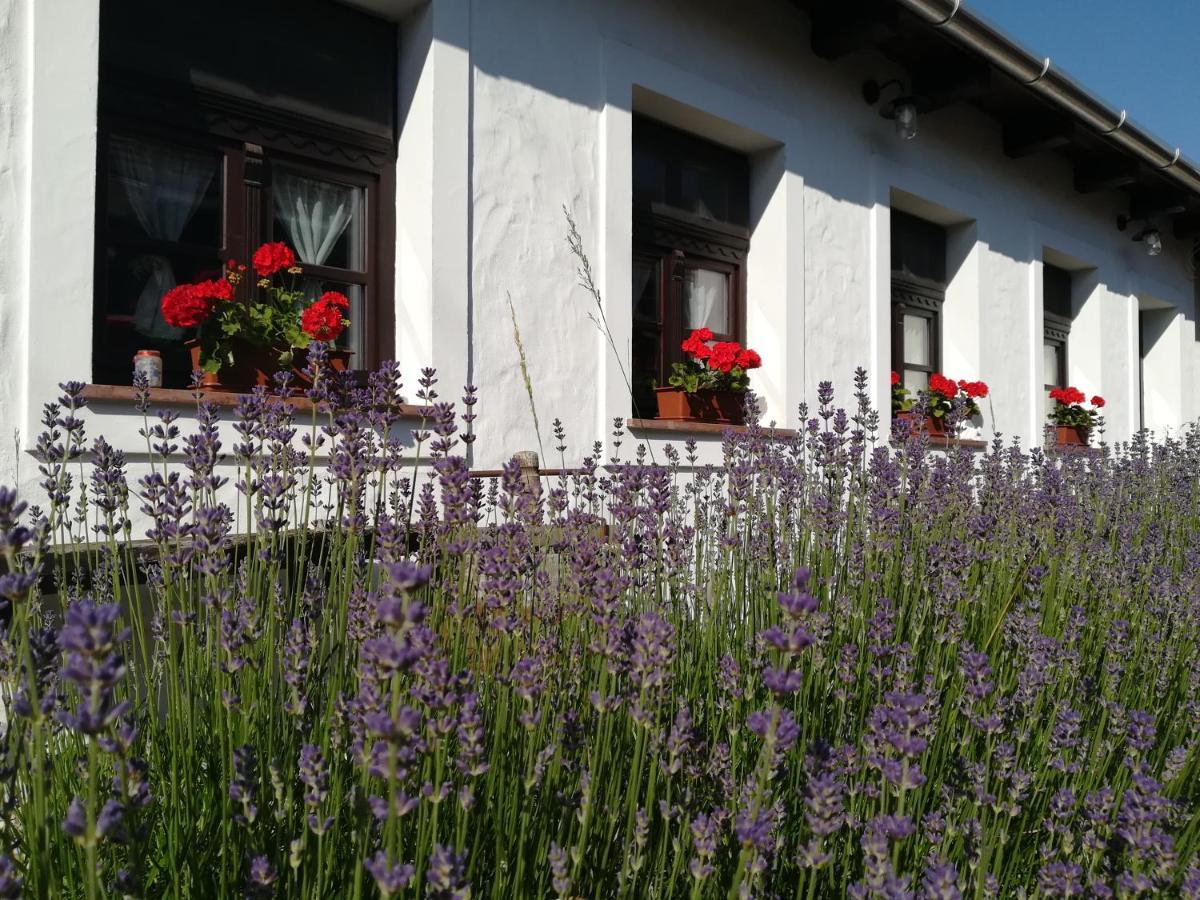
<box><xmin>681</xmin><ymin>328</ymin><xmax>714</xmax><ymax>360</ymax></box>
<box><xmin>1049</xmin><ymin>386</ymin><xmax>1087</xmax><ymax>406</ymax></box>
<box><xmin>708</xmin><ymin>341</ymin><xmax>741</xmax><ymax>374</ymax></box>
<box><xmin>1091</xmin><ymin>395</ymin><xmax>1105</xmax><ymax>408</ymax></box>
<box><xmin>928</xmin><ymin>373</ymin><xmax>959</xmax><ymax>399</ymax></box>
<box><xmin>252</xmin><ymin>242</ymin><xmax>297</xmax><ymax>278</ymax></box>
<box><xmin>890</xmin><ymin>371</ymin><xmax>901</xmax><ymax>386</ymax></box>
<box><xmin>159</xmin><ymin>278</ymin><xmax>235</xmax><ymax>329</ymax></box>
<box><xmin>736</xmin><ymin>348</ymin><xmax>762</xmax><ymax>370</ymax></box>
<box><xmin>301</xmin><ymin>291</ymin><xmax>350</xmax><ymax>341</ymax></box>
<box><xmin>196</xmin><ymin>278</ymin><xmax>235</xmax><ymax>303</ymax></box>
<box><xmin>957</xmin><ymin>379</ymin><xmax>989</xmax><ymax>399</ymax></box>
<box><xmin>680</xmin><ymin>329</ymin><xmax>762</xmax><ymax>373</ymax></box>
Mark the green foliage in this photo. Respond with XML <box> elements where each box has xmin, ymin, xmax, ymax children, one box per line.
<box><xmin>667</xmin><ymin>358</ymin><xmax>751</xmax><ymax>393</ymax></box>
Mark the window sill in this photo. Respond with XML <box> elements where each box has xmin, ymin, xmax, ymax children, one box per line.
<box><xmin>1044</xmin><ymin>443</ymin><xmax>1103</xmax><ymax>455</ymax></box>
<box><xmin>891</xmin><ymin>434</ymin><xmax>988</xmax><ymax>451</ymax></box>
<box><xmin>626</xmin><ymin>418</ymin><xmax>797</xmax><ymax>439</ymax></box>
<box><xmin>79</xmin><ymin>384</ymin><xmax>428</xmax><ymax>419</ymax></box>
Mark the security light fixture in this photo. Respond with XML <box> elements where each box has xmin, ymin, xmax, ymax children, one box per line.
<box><xmin>1117</xmin><ymin>215</ymin><xmax>1164</xmax><ymax>257</ymax></box>
<box><xmin>862</xmin><ymin>79</ymin><xmax>923</xmax><ymax>141</ymax></box>
<box><xmin>893</xmin><ymin>100</ymin><xmax>919</xmax><ymax>140</ymax></box>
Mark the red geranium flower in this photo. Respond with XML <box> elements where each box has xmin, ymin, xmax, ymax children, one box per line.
<box><xmin>1051</xmin><ymin>386</ymin><xmax>1086</xmax><ymax>405</ymax></box>
<box><xmin>891</xmin><ymin>371</ymin><xmax>900</xmax><ymax>386</ymax></box>
<box><xmin>707</xmin><ymin>341</ymin><xmax>741</xmax><ymax>374</ymax></box>
<box><xmin>681</xmin><ymin>329</ymin><xmax>713</xmax><ymax>360</ymax></box>
<box><xmin>252</xmin><ymin>242</ymin><xmax>297</xmax><ymax>278</ymax></box>
<box><xmin>929</xmin><ymin>373</ymin><xmax>958</xmax><ymax>399</ymax></box>
<box><xmin>301</xmin><ymin>291</ymin><xmax>350</xmax><ymax>341</ymax></box>
<box><xmin>735</xmin><ymin>348</ymin><xmax>762</xmax><ymax>370</ymax></box>
<box><xmin>958</xmin><ymin>379</ymin><xmax>989</xmax><ymax>399</ymax></box>
<box><xmin>160</xmin><ymin>283</ymin><xmax>213</xmax><ymax>329</ymax></box>
<box><xmin>194</xmin><ymin>278</ymin><xmax>235</xmax><ymax>302</ymax></box>
<box><xmin>1091</xmin><ymin>395</ymin><xmax>1105</xmax><ymax>408</ymax></box>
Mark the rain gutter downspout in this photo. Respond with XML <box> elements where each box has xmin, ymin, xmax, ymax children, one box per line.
<box><xmin>894</xmin><ymin>0</ymin><xmax>1200</xmax><ymax>199</ymax></box>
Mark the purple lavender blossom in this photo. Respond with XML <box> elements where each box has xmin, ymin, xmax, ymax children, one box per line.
<box><xmin>425</xmin><ymin>844</ymin><xmax>470</xmax><ymax>900</ymax></box>
<box><xmin>364</xmin><ymin>852</ymin><xmax>415</xmax><ymax>898</ymax></box>
<box><xmin>245</xmin><ymin>855</ymin><xmax>277</xmax><ymax>898</ymax></box>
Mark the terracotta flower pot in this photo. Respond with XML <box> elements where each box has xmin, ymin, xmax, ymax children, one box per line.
<box><xmin>1054</xmin><ymin>425</ymin><xmax>1090</xmax><ymax>447</ymax></box>
<box><xmin>291</xmin><ymin>348</ymin><xmax>355</xmax><ymax>389</ymax></box>
<box><xmin>654</xmin><ymin>387</ymin><xmax>746</xmax><ymax>425</ymax></box>
<box><xmin>894</xmin><ymin>411</ymin><xmax>946</xmax><ymax>436</ymax></box>
<box><xmin>187</xmin><ymin>339</ymin><xmax>292</xmax><ymax>393</ymax></box>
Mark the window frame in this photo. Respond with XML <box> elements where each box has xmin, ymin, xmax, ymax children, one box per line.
<box><xmin>631</xmin><ymin>210</ymin><xmax>748</xmax><ymax>416</ymax></box>
<box><xmin>890</xmin><ymin>275</ymin><xmax>944</xmax><ymax>390</ymax></box>
<box><xmin>631</xmin><ymin>116</ymin><xmax>750</xmax><ymax>418</ymax></box>
<box><xmin>1042</xmin><ymin>263</ymin><xmax>1073</xmax><ymax>393</ymax></box>
<box><xmin>1042</xmin><ymin>320</ymin><xmax>1070</xmax><ymax>392</ymax></box>
<box><xmin>92</xmin><ymin>72</ymin><xmax>396</xmax><ymax>387</ymax></box>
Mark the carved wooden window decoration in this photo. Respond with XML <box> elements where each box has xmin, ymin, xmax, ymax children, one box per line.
<box><xmin>631</xmin><ymin>116</ymin><xmax>749</xmax><ymax>417</ymax></box>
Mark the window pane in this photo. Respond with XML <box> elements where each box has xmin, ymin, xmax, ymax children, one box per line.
<box><xmin>273</xmin><ymin>171</ymin><xmax>365</xmax><ymax>271</ymax></box>
<box><xmin>892</xmin><ymin>211</ymin><xmax>946</xmax><ymax>283</ymax></box>
<box><xmin>98</xmin><ymin>249</ymin><xmax>224</xmax><ymax>387</ymax></box>
<box><xmin>632</xmin><ymin>258</ymin><xmax>659</xmax><ymax>322</ymax></box>
<box><xmin>903</xmin><ymin>314</ymin><xmax>931</xmax><ymax>367</ymax></box>
<box><xmin>904</xmin><ymin>369</ymin><xmax>929</xmax><ymax>393</ymax></box>
<box><xmin>107</xmin><ymin>135</ymin><xmax>222</xmax><ymax>247</ymax></box>
<box><xmin>301</xmin><ymin>277</ymin><xmax>364</xmax><ymax>358</ymax></box>
<box><xmin>683</xmin><ymin>267</ymin><xmax>729</xmax><ymax>333</ymax></box>
<box><xmin>1043</xmin><ymin>341</ymin><xmax>1061</xmax><ymax>388</ymax></box>
<box><xmin>1044</xmin><ymin>265</ymin><xmax>1073</xmax><ymax>320</ymax></box>
<box><xmin>632</xmin><ymin>148</ymin><xmax>667</xmax><ymax>207</ymax></box>
<box><xmin>680</xmin><ymin>162</ymin><xmax>730</xmax><ymax>221</ymax></box>
<box><xmin>631</xmin><ymin>325</ymin><xmax>661</xmax><ymax>417</ymax></box>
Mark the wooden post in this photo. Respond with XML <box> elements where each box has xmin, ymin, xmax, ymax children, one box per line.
<box><xmin>514</xmin><ymin>450</ymin><xmax>541</xmax><ymax>497</ymax></box>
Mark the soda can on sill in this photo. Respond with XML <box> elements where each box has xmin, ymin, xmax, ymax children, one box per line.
<box><xmin>133</xmin><ymin>350</ymin><xmax>163</xmax><ymax>388</ymax></box>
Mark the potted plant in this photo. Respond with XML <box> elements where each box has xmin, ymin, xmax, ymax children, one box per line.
<box><xmin>160</xmin><ymin>241</ymin><xmax>352</xmax><ymax>392</ymax></box>
<box><xmin>1048</xmin><ymin>387</ymin><xmax>1104</xmax><ymax>447</ymax></box>
<box><xmin>655</xmin><ymin>328</ymin><xmax>762</xmax><ymax>424</ymax></box>
<box><xmin>892</xmin><ymin>371</ymin><xmax>987</xmax><ymax>436</ymax></box>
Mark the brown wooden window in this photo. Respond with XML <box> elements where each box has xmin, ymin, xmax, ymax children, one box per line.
<box><xmin>632</xmin><ymin>117</ymin><xmax>749</xmax><ymax>417</ymax></box>
<box><xmin>93</xmin><ymin>0</ymin><xmax>397</xmax><ymax>388</ymax></box>
<box><xmin>890</xmin><ymin>211</ymin><xmax>946</xmax><ymax>392</ymax></box>
<box><xmin>1041</xmin><ymin>263</ymin><xmax>1073</xmax><ymax>428</ymax></box>
<box><xmin>1043</xmin><ymin>264</ymin><xmax>1072</xmax><ymax>390</ymax></box>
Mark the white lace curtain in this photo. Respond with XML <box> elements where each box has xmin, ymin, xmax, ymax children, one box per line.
<box><xmin>111</xmin><ymin>136</ymin><xmax>217</xmax><ymax>340</ymax></box>
<box><xmin>272</xmin><ymin>172</ymin><xmax>361</xmax><ymax>300</ymax></box>
<box><xmin>683</xmin><ymin>267</ymin><xmax>727</xmax><ymax>333</ymax></box>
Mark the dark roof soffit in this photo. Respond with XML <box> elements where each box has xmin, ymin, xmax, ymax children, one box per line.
<box><xmin>800</xmin><ymin>0</ymin><xmax>1200</xmax><ymax>236</ymax></box>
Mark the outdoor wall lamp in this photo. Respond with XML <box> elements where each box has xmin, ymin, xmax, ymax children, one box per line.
<box><xmin>862</xmin><ymin>79</ymin><xmax>923</xmax><ymax>140</ymax></box>
<box><xmin>1117</xmin><ymin>215</ymin><xmax>1164</xmax><ymax>257</ymax></box>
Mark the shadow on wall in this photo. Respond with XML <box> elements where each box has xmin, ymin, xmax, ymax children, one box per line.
<box><xmin>403</xmin><ymin>0</ymin><xmax>1197</xmax><ymax>435</ymax></box>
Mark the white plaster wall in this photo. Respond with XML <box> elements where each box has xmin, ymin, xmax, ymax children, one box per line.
<box><xmin>0</xmin><ymin>0</ymin><xmax>31</xmax><ymax>490</ymax></box>
<box><xmin>0</xmin><ymin>0</ymin><xmax>102</xmax><ymax>505</ymax></box>
<box><xmin>3</xmin><ymin>0</ymin><xmax>1200</xmax><ymax>508</ymax></box>
<box><xmin>451</xmin><ymin>0</ymin><xmax>1199</xmax><ymax>464</ymax></box>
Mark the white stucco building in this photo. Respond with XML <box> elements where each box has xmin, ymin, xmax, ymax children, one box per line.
<box><xmin>2</xmin><ymin>0</ymin><xmax>1199</xmax><ymax>500</ymax></box>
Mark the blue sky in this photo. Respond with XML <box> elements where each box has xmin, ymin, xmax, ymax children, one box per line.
<box><xmin>966</xmin><ymin>0</ymin><xmax>1200</xmax><ymax>160</ymax></box>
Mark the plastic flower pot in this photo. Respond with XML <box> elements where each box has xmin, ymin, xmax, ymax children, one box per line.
<box><xmin>654</xmin><ymin>387</ymin><xmax>746</xmax><ymax>424</ymax></box>
<box><xmin>1055</xmin><ymin>425</ymin><xmax>1090</xmax><ymax>447</ymax></box>
<box><xmin>894</xmin><ymin>411</ymin><xmax>946</xmax><ymax>437</ymax></box>
<box><xmin>187</xmin><ymin>339</ymin><xmax>292</xmax><ymax>393</ymax></box>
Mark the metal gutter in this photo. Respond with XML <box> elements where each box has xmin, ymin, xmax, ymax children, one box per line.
<box><xmin>894</xmin><ymin>0</ymin><xmax>1200</xmax><ymax>200</ymax></box>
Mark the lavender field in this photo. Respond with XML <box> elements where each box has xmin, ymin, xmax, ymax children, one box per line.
<box><xmin>2</xmin><ymin>361</ymin><xmax>1199</xmax><ymax>898</ymax></box>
